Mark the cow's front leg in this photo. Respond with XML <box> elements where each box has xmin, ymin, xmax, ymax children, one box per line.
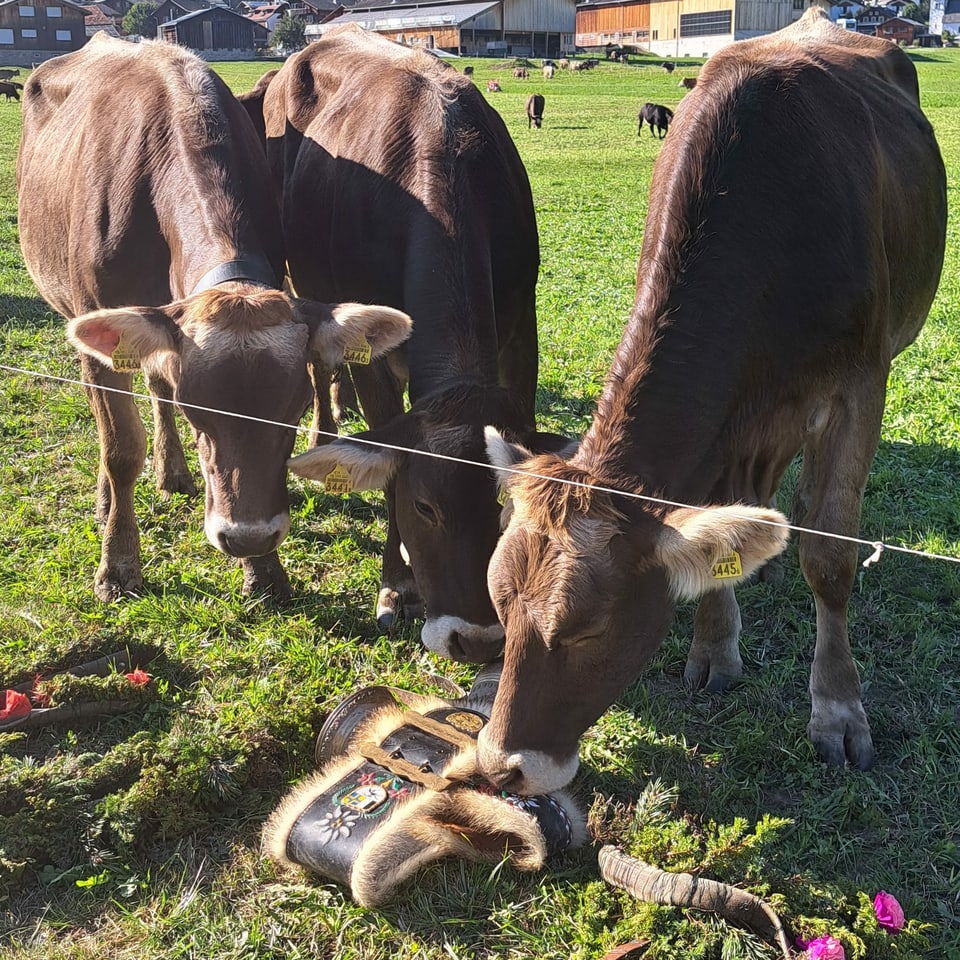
<box><xmin>684</xmin><ymin>586</ymin><xmax>743</xmax><ymax>694</ymax></box>
<box><xmin>145</xmin><ymin>370</ymin><xmax>197</xmax><ymax>497</ymax></box>
<box><xmin>239</xmin><ymin>551</ymin><xmax>291</xmax><ymax>602</ymax></box>
<box><xmin>82</xmin><ymin>355</ymin><xmax>146</xmax><ymax>602</ymax></box>
<box><xmin>796</xmin><ymin>383</ymin><xmax>883</xmax><ymax>769</ymax></box>
<box><xmin>376</xmin><ymin>478</ymin><xmax>423</xmax><ymax>631</ymax></box>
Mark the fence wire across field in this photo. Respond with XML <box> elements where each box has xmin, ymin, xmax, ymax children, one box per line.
<box><xmin>4</xmin><ymin>361</ymin><xmax>960</xmax><ymax>569</ymax></box>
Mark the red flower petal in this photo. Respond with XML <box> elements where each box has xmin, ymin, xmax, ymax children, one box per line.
<box><xmin>125</xmin><ymin>668</ymin><xmax>151</xmax><ymax>687</ymax></box>
<box><xmin>1</xmin><ymin>689</ymin><xmax>33</xmax><ymax>723</ymax></box>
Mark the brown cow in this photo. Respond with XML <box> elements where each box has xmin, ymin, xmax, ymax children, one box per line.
<box><xmin>679</xmin><ymin>76</ymin><xmax>697</xmax><ymax>89</ymax></box>
<box><xmin>477</xmin><ymin>7</ymin><xmax>946</xmax><ymax>795</ymax></box>
<box><xmin>243</xmin><ymin>24</ymin><xmax>554</xmax><ymax>663</ymax></box>
<box><xmin>526</xmin><ymin>92</ymin><xmax>544</xmax><ymax>128</ymax></box>
<box><xmin>16</xmin><ymin>34</ymin><xmax>411</xmax><ymax>603</ymax></box>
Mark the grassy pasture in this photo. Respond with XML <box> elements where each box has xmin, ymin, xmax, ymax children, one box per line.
<box><xmin>1</xmin><ymin>48</ymin><xmax>959</xmax><ymax>960</ymax></box>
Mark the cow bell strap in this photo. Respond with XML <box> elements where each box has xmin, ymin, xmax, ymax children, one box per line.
<box><xmin>190</xmin><ymin>255</ymin><xmax>282</xmax><ymax>296</ymax></box>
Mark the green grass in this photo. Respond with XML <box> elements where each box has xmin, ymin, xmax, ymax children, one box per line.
<box><xmin>1</xmin><ymin>49</ymin><xmax>959</xmax><ymax>960</ymax></box>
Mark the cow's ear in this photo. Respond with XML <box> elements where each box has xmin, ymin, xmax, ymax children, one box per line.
<box><xmin>654</xmin><ymin>504</ymin><xmax>789</xmax><ymax>601</ymax></box>
<box><xmin>67</xmin><ymin>306</ymin><xmax>179</xmax><ymax>372</ymax></box>
<box><xmin>298</xmin><ymin>301</ymin><xmax>412</xmax><ymax>366</ymax></box>
<box><xmin>288</xmin><ymin>428</ymin><xmax>402</xmax><ymax>492</ymax></box>
<box><xmin>484</xmin><ymin>425</ymin><xmax>535</xmax><ymax>507</ymax></box>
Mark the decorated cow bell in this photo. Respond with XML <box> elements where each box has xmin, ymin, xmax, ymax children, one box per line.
<box><xmin>264</xmin><ymin>663</ymin><xmax>584</xmax><ymax>906</ymax></box>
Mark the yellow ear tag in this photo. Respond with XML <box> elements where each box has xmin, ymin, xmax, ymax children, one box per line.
<box><xmin>112</xmin><ymin>335</ymin><xmax>141</xmax><ymax>372</ymax></box>
<box><xmin>324</xmin><ymin>463</ymin><xmax>353</xmax><ymax>495</ymax></box>
<box><xmin>711</xmin><ymin>551</ymin><xmax>743</xmax><ymax>580</ymax></box>
<box><xmin>497</xmin><ymin>484</ymin><xmax>509</xmax><ymax>507</ymax></box>
<box><xmin>342</xmin><ymin>336</ymin><xmax>372</xmax><ymax>365</ymax></box>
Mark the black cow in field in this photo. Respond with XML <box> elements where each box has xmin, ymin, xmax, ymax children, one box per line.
<box><xmin>0</xmin><ymin>81</ymin><xmax>21</xmax><ymax>101</ymax></box>
<box><xmin>0</xmin><ymin>68</ymin><xmax>20</xmax><ymax>80</ymax></box>
<box><xmin>638</xmin><ymin>102</ymin><xmax>673</xmax><ymax>138</ymax></box>
<box><xmin>661</xmin><ymin>61</ymin><xmax>675</xmax><ymax>74</ymax></box>
<box><xmin>527</xmin><ymin>92</ymin><xmax>545</xmax><ymax>128</ymax></box>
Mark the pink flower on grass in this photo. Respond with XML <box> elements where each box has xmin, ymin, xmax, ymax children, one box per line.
<box><xmin>125</xmin><ymin>668</ymin><xmax>151</xmax><ymax>687</ymax></box>
<box><xmin>797</xmin><ymin>935</ymin><xmax>845</xmax><ymax>960</ymax></box>
<box><xmin>874</xmin><ymin>890</ymin><xmax>905</xmax><ymax>933</ymax></box>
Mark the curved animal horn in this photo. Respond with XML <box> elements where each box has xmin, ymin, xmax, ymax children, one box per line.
<box><xmin>598</xmin><ymin>846</ymin><xmax>794</xmax><ymax>960</ymax></box>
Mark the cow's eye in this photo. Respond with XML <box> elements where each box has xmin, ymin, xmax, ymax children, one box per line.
<box><xmin>414</xmin><ymin>499</ymin><xmax>437</xmax><ymax>523</ymax></box>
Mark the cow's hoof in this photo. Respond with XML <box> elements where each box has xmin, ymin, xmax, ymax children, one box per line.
<box><xmin>683</xmin><ymin>658</ymin><xmax>740</xmax><ymax>694</ymax></box>
<box><xmin>94</xmin><ymin>567</ymin><xmax>143</xmax><ymax>603</ymax></box>
<box><xmin>157</xmin><ymin>472</ymin><xmax>198</xmax><ymax>499</ymax></box>
<box><xmin>240</xmin><ymin>554</ymin><xmax>291</xmax><ymax>603</ymax></box>
<box><xmin>807</xmin><ymin>702</ymin><xmax>875</xmax><ymax>769</ymax></box>
<box><xmin>376</xmin><ymin>585</ymin><xmax>424</xmax><ymax>633</ymax></box>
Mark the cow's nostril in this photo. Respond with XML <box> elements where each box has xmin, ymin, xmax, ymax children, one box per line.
<box><xmin>484</xmin><ymin>767</ymin><xmax>523</xmax><ymax>793</ymax></box>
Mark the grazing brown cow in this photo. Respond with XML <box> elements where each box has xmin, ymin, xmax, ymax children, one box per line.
<box><xmin>513</xmin><ymin>67</ymin><xmax>528</xmax><ymax>79</ymax></box>
<box><xmin>244</xmin><ymin>24</ymin><xmax>554</xmax><ymax>662</ymax></box>
<box><xmin>679</xmin><ymin>76</ymin><xmax>697</xmax><ymax>89</ymax></box>
<box><xmin>526</xmin><ymin>92</ymin><xmax>545</xmax><ymax>128</ymax></box>
<box><xmin>638</xmin><ymin>102</ymin><xmax>672</xmax><ymax>138</ymax></box>
<box><xmin>0</xmin><ymin>80</ymin><xmax>21</xmax><ymax>101</ymax></box>
<box><xmin>17</xmin><ymin>34</ymin><xmax>411</xmax><ymax>603</ymax></box>
<box><xmin>477</xmin><ymin>7</ymin><xmax>946</xmax><ymax>795</ymax></box>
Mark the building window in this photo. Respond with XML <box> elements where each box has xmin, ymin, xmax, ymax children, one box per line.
<box><xmin>19</xmin><ymin>5</ymin><xmax>35</xmax><ymax>15</ymax></box>
<box><xmin>55</xmin><ymin>27</ymin><xmax>71</xmax><ymax>39</ymax></box>
<box><xmin>21</xmin><ymin>27</ymin><xmax>37</xmax><ymax>35</ymax></box>
<box><xmin>0</xmin><ymin>28</ymin><xmax>13</xmax><ymax>42</ymax></box>
<box><xmin>651</xmin><ymin>28</ymin><xmax>658</xmax><ymax>39</ymax></box>
<box><xmin>679</xmin><ymin>9</ymin><xmax>733</xmax><ymax>37</ymax></box>
<box><xmin>47</xmin><ymin>5</ymin><xmax>62</xmax><ymax>15</ymax></box>
<box><xmin>793</xmin><ymin>0</ymin><xmax>805</xmax><ymax>8</ymax></box>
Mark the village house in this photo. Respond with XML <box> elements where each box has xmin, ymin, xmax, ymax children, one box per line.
<box><xmin>307</xmin><ymin>0</ymin><xmax>576</xmax><ymax>58</ymax></box>
<box><xmin>575</xmin><ymin>0</ymin><xmax>831</xmax><ymax>58</ymax></box>
<box><xmin>0</xmin><ymin>0</ymin><xmax>87</xmax><ymax>63</ymax></box>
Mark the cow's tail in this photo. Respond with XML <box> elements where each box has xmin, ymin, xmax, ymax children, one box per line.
<box><xmin>598</xmin><ymin>846</ymin><xmax>794</xmax><ymax>960</ymax></box>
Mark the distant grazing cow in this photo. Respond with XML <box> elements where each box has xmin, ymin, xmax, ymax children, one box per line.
<box><xmin>487</xmin><ymin>79</ymin><xmax>501</xmax><ymax>92</ymax></box>
<box><xmin>679</xmin><ymin>76</ymin><xmax>697</xmax><ymax>89</ymax></box>
<box><xmin>0</xmin><ymin>68</ymin><xmax>20</xmax><ymax>80</ymax></box>
<box><xmin>662</xmin><ymin>61</ymin><xmax>675</xmax><ymax>73</ymax></box>
<box><xmin>17</xmin><ymin>34</ymin><xmax>411</xmax><ymax>603</ymax></box>
<box><xmin>543</xmin><ymin>64</ymin><xmax>555</xmax><ymax>79</ymax></box>
<box><xmin>0</xmin><ymin>81</ymin><xmax>20</xmax><ymax>101</ymax></box>
<box><xmin>558</xmin><ymin>58</ymin><xmax>570</xmax><ymax>70</ymax></box>
<box><xmin>476</xmin><ymin>7</ymin><xmax>946</xmax><ymax>795</ymax></box>
<box><xmin>463</xmin><ymin>65</ymin><xmax>474</xmax><ymax>76</ymax></box>
<box><xmin>513</xmin><ymin>67</ymin><xmax>528</xmax><ymax>79</ymax></box>
<box><xmin>246</xmin><ymin>24</ymin><xmax>560</xmax><ymax>662</ymax></box>
<box><xmin>570</xmin><ymin>60</ymin><xmax>585</xmax><ymax>71</ymax></box>
<box><xmin>526</xmin><ymin>92</ymin><xmax>544</xmax><ymax>128</ymax></box>
<box><xmin>638</xmin><ymin>101</ymin><xmax>673</xmax><ymax>138</ymax></box>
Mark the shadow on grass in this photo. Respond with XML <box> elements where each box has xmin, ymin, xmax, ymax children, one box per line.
<box><xmin>0</xmin><ymin>292</ymin><xmax>55</xmax><ymax>327</ymax></box>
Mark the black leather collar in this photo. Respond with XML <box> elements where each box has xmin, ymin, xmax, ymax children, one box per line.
<box><xmin>190</xmin><ymin>255</ymin><xmax>282</xmax><ymax>296</ymax></box>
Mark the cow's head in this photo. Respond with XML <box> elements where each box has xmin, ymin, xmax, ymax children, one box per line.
<box><xmin>67</xmin><ymin>288</ymin><xmax>411</xmax><ymax>559</ymax></box>
<box><xmin>475</xmin><ymin>429</ymin><xmax>789</xmax><ymax>795</ymax></box>
<box><xmin>288</xmin><ymin>382</ymin><xmax>566</xmax><ymax>663</ymax></box>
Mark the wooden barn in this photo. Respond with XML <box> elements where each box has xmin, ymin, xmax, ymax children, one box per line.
<box><xmin>158</xmin><ymin>4</ymin><xmax>268</xmax><ymax>55</ymax></box>
<box><xmin>875</xmin><ymin>14</ymin><xmax>922</xmax><ymax>41</ymax></box>
<box><xmin>0</xmin><ymin>0</ymin><xmax>87</xmax><ymax>63</ymax></box>
<box><xmin>575</xmin><ymin>0</ymin><xmax>831</xmax><ymax>57</ymax></box>
<box><xmin>307</xmin><ymin>0</ymin><xmax>576</xmax><ymax>58</ymax></box>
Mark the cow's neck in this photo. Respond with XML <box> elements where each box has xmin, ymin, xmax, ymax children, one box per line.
<box><xmin>158</xmin><ymin>145</ymin><xmax>281</xmax><ymax>300</ymax></box>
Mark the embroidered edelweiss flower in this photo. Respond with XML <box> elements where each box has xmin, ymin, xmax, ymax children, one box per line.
<box><xmin>314</xmin><ymin>808</ymin><xmax>360</xmax><ymax>845</ymax></box>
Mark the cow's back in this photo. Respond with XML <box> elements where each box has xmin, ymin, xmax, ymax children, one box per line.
<box><xmin>629</xmin><ymin>9</ymin><xmax>945</xmax><ymax>418</ymax></box>
<box><xmin>263</xmin><ymin>24</ymin><xmax>539</xmax><ymax>391</ymax></box>
<box><xmin>18</xmin><ymin>33</ymin><xmax>283</xmax><ymax>317</ymax></box>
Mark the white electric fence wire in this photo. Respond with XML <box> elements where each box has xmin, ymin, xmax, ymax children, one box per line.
<box><xmin>3</xmin><ymin>362</ymin><xmax>959</xmax><ymax>568</ymax></box>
